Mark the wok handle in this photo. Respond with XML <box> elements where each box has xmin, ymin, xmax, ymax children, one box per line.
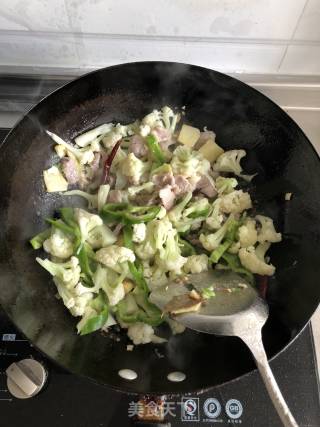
<box><xmin>241</xmin><ymin>332</ymin><xmax>299</xmax><ymax>427</ymax></box>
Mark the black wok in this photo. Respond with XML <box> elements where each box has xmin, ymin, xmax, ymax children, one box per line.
<box><xmin>0</xmin><ymin>62</ymin><xmax>320</xmax><ymax>397</ymax></box>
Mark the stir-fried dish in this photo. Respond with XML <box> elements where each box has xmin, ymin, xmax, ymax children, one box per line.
<box><xmin>30</xmin><ymin>106</ymin><xmax>282</xmax><ymax>345</ymax></box>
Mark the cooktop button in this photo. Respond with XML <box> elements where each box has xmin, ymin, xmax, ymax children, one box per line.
<box><xmin>6</xmin><ymin>358</ymin><xmax>47</xmax><ymax>399</ymax></box>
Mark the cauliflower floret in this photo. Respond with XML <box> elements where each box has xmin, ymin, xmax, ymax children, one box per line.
<box><xmin>141</xmin><ymin>260</ymin><xmax>168</xmax><ymax>284</ymax></box>
<box><xmin>114</xmin><ymin>123</ymin><xmax>135</xmax><ymax>138</ymax></box>
<box><xmin>74</xmin><ymin>208</ymin><xmax>103</xmax><ymax>243</ymax></box>
<box><xmin>137</xmin><ymin>216</ymin><xmax>186</xmax><ymax>274</ymax></box>
<box><xmin>228</xmin><ymin>241</ymin><xmax>241</xmax><ymax>254</ymax></box>
<box><xmin>220</xmin><ymin>190</ymin><xmax>252</xmax><ymax>214</ymax></box>
<box><xmin>141</xmin><ymin>260</ymin><xmax>154</xmax><ymax>279</ymax></box>
<box><xmin>135</xmin><ymin>239</ymin><xmax>157</xmax><ymax>261</ymax></box>
<box><xmin>141</xmin><ymin>107</ymin><xmax>178</xmax><ymax>133</ymax></box>
<box><xmin>213</xmin><ymin>149</ymin><xmax>246</xmax><ymax>176</ymax></box>
<box><xmin>132</xmin><ymin>223</ymin><xmax>147</xmax><ymax>243</ymax></box>
<box><xmin>139</xmin><ymin>124</ymin><xmax>151</xmax><ymax>137</ymax></box>
<box><xmin>183</xmin><ymin>197</ymin><xmax>210</xmax><ymax>218</ymax></box>
<box><xmin>238</xmin><ymin>243</ymin><xmax>275</xmax><ymax>276</ymax></box>
<box><xmin>136</xmin><ymin>216</ymin><xmax>174</xmax><ymax>261</ymax></box>
<box><xmin>168</xmin><ymin>192</ymin><xmax>192</xmax><ymax>225</ymax></box>
<box><xmin>156</xmin><ymin>253</ymin><xmax>186</xmax><ymax>275</ymax></box>
<box><xmin>135</xmin><ymin>221</ymin><xmax>158</xmax><ymax>260</ymax></box>
<box><xmin>95</xmin><ymin>245</ymin><xmax>135</xmax><ymax>270</ymax></box>
<box><xmin>155</xmin><ymin>228</ymin><xmax>187</xmax><ymax>274</ymax></box>
<box><xmin>127</xmin><ymin>322</ymin><xmax>156</xmax><ymax>345</ymax></box>
<box><xmin>156</xmin><ymin>256</ymin><xmax>186</xmax><ymax>276</ymax></box>
<box><xmin>106</xmin><ymin>282</ymin><xmax>125</xmax><ymax>306</ymax></box>
<box><xmin>127</xmin><ymin>182</ymin><xmax>154</xmax><ymax>199</ymax></box>
<box><xmin>161</xmin><ymin>106</ymin><xmax>179</xmax><ymax>132</ymax></box>
<box><xmin>190</xmin><ymin>219</ymin><xmax>204</xmax><ymax>231</ymax></box>
<box><xmin>168</xmin><ymin>193</ymin><xmax>209</xmax><ymax>233</ymax></box>
<box><xmin>74</xmin><ymin>281</ymin><xmax>95</xmax><ymax>296</ymax></box>
<box><xmin>238</xmin><ymin>219</ymin><xmax>258</xmax><ymax>247</ymax></box>
<box><xmin>256</xmin><ymin>215</ymin><xmax>282</xmax><ymax>243</ymax></box>
<box><xmin>49</xmin><ymin>273</ymin><xmax>94</xmax><ymax>317</ymax></box>
<box><xmin>205</xmin><ymin>199</ymin><xmax>224</xmax><ymax>231</ymax></box>
<box><xmin>93</xmin><ymin>264</ymin><xmax>125</xmax><ymax>306</ymax></box>
<box><xmin>90</xmin><ymin>139</ymin><xmax>101</xmax><ymax>152</ymax></box>
<box><xmin>142</xmin><ymin>110</ymin><xmax>163</xmax><ymax>128</ymax></box>
<box><xmin>183</xmin><ymin>254</ymin><xmax>209</xmax><ymax>274</ymax></box>
<box><xmin>102</xmin><ymin>129</ymin><xmax>121</xmax><ymax>149</ymax></box>
<box><xmin>53</xmin><ymin>277</ymin><xmax>76</xmax><ymax>310</ymax></box>
<box><xmin>80</xmin><ymin>150</ymin><xmax>95</xmax><ymax>165</ymax></box>
<box><xmin>200</xmin><ymin>216</ymin><xmax>233</xmax><ymax>251</ymax></box>
<box><xmin>171</xmin><ymin>146</ymin><xmax>210</xmax><ymax>178</ymax></box>
<box><xmin>43</xmin><ymin>228</ymin><xmax>73</xmax><ymax>259</ymax></box>
<box><xmin>146</xmin><ymin>266</ymin><xmax>168</xmax><ymax>290</ymax></box>
<box><xmin>37</xmin><ymin>256</ymin><xmax>81</xmax><ymax>289</ymax></box>
<box><xmin>87</xmin><ymin>224</ymin><xmax>117</xmax><ymax>249</ymax></box>
<box><xmin>215</xmin><ymin>176</ymin><xmax>238</xmax><ymax>194</ymax></box>
<box><xmin>121</xmin><ymin>153</ymin><xmax>151</xmax><ymax>185</ymax></box>
<box><xmin>213</xmin><ymin>149</ymin><xmax>256</xmax><ymax>182</ymax></box>
<box><xmin>69</xmin><ymin>292</ymin><xmax>94</xmax><ymax>316</ymax></box>
<box><xmin>102</xmin><ymin>123</ymin><xmax>134</xmax><ymax>149</ymax></box>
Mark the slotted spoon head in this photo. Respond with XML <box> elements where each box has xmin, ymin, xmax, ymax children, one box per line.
<box><xmin>155</xmin><ymin>271</ymin><xmax>296</xmax><ymax>427</ymax></box>
<box><xmin>150</xmin><ymin>270</ymin><xmax>269</xmax><ymax>338</ymax></box>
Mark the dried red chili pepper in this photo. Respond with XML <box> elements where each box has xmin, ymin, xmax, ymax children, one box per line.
<box><xmin>101</xmin><ymin>140</ymin><xmax>122</xmax><ymax>185</ymax></box>
<box><xmin>257</xmin><ymin>275</ymin><xmax>268</xmax><ymax>299</ymax></box>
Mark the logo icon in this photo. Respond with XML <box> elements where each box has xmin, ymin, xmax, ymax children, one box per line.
<box><xmin>181</xmin><ymin>397</ymin><xmax>200</xmax><ymax>421</ymax></box>
<box><xmin>225</xmin><ymin>399</ymin><xmax>243</xmax><ymax>419</ymax></box>
<box><xmin>203</xmin><ymin>398</ymin><xmax>222</xmax><ymax>419</ymax></box>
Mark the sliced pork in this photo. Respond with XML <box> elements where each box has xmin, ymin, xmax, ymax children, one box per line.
<box><xmin>107</xmin><ymin>189</ymin><xmax>123</xmax><ymax>203</ymax></box>
<box><xmin>173</xmin><ymin>175</ymin><xmax>194</xmax><ymax>196</ymax></box>
<box><xmin>152</xmin><ymin>172</ymin><xmax>175</xmax><ymax>187</ymax></box>
<box><xmin>129</xmin><ymin>135</ymin><xmax>148</xmax><ymax>158</ymax></box>
<box><xmin>159</xmin><ymin>186</ymin><xmax>176</xmax><ymax>210</ymax></box>
<box><xmin>196</xmin><ymin>175</ymin><xmax>217</xmax><ymax>198</ymax></box>
<box><xmin>153</xmin><ymin>172</ymin><xmax>195</xmax><ymax>210</ymax></box>
<box><xmin>152</xmin><ymin>127</ymin><xmax>175</xmax><ymax>151</ymax></box>
<box><xmin>61</xmin><ymin>157</ymin><xmax>80</xmax><ymax>185</ymax></box>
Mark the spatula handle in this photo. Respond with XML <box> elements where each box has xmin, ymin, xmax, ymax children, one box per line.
<box><xmin>241</xmin><ymin>332</ymin><xmax>299</xmax><ymax>427</ymax></box>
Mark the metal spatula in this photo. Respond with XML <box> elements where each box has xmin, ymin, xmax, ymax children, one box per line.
<box><xmin>150</xmin><ymin>270</ymin><xmax>298</xmax><ymax>427</ymax></box>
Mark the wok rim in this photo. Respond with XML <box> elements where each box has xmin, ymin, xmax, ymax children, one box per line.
<box><xmin>1</xmin><ymin>60</ymin><xmax>320</xmax><ymax>396</ymax></box>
